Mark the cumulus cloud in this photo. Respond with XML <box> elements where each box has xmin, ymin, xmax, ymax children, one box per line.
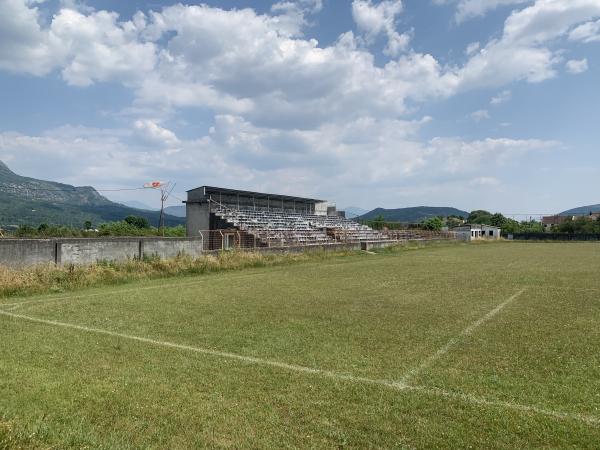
<box><xmin>569</xmin><ymin>19</ymin><xmax>600</xmax><ymax>42</ymax></box>
<box><xmin>566</xmin><ymin>58</ymin><xmax>589</xmax><ymax>74</ymax></box>
<box><xmin>491</xmin><ymin>90</ymin><xmax>512</xmax><ymax>105</ymax></box>
<box><xmin>0</xmin><ymin>0</ymin><xmax>593</xmax><ymax>205</ymax></box>
<box><xmin>271</xmin><ymin>0</ymin><xmax>323</xmax><ymax>37</ymax></box>
<box><xmin>454</xmin><ymin>0</ymin><xmax>600</xmax><ymax>89</ymax></box>
<box><xmin>133</xmin><ymin>120</ymin><xmax>180</xmax><ymax>148</ymax></box>
<box><xmin>455</xmin><ymin>0</ymin><xmax>532</xmax><ymax>23</ymax></box>
<box><xmin>471</xmin><ymin>109</ymin><xmax>491</xmax><ymax>121</ymax></box>
<box><xmin>351</xmin><ymin>0</ymin><xmax>410</xmax><ymax>56</ymax></box>
<box><xmin>0</xmin><ymin>119</ymin><xmax>559</xmax><ymax>206</ymax></box>
<box><xmin>0</xmin><ymin>0</ymin><xmax>64</xmax><ymax>75</ymax></box>
<box><xmin>427</xmin><ymin>137</ymin><xmax>558</xmax><ymax>174</ymax></box>
<box><xmin>1</xmin><ymin>0</ymin><xmax>599</xmax><ymax>123</ymax></box>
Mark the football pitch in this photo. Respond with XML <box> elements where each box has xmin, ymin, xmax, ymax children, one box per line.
<box><xmin>1</xmin><ymin>242</ymin><xmax>600</xmax><ymax>448</ymax></box>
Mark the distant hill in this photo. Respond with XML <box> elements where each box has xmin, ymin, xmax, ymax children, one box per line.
<box><xmin>164</xmin><ymin>205</ymin><xmax>186</xmax><ymax>218</ymax></box>
<box><xmin>342</xmin><ymin>206</ymin><xmax>368</xmax><ymax>219</ymax></box>
<box><xmin>560</xmin><ymin>204</ymin><xmax>600</xmax><ymax>216</ymax></box>
<box><xmin>358</xmin><ymin>206</ymin><xmax>469</xmax><ymax>223</ymax></box>
<box><xmin>0</xmin><ymin>160</ymin><xmax>184</xmax><ymax>227</ymax></box>
<box><xmin>121</xmin><ymin>200</ymin><xmax>157</xmax><ymax>211</ymax></box>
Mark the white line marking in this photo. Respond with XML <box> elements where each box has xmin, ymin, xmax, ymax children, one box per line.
<box><xmin>399</xmin><ymin>289</ymin><xmax>526</xmax><ymax>384</ymax></box>
<box><xmin>1</xmin><ymin>307</ymin><xmax>598</xmax><ymax>427</ymax></box>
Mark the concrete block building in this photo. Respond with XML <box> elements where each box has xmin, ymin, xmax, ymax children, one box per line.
<box><xmin>453</xmin><ymin>224</ymin><xmax>502</xmax><ymax>241</ymax></box>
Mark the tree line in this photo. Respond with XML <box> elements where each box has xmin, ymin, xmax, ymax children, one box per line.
<box><xmin>10</xmin><ymin>216</ymin><xmax>186</xmax><ymax>238</ymax></box>
<box><xmin>362</xmin><ymin>210</ymin><xmax>544</xmax><ymax>234</ymax></box>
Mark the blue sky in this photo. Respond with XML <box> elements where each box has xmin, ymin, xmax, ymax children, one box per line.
<box><xmin>0</xmin><ymin>0</ymin><xmax>599</xmax><ymax>217</ymax></box>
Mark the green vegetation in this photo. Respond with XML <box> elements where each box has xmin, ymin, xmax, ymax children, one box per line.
<box><xmin>468</xmin><ymin>210</ymin><xmax>544</xmax><ymax>234</ymax></box>
<box><xmin>10</xmin><ymin>219</ymin><xmax>186</xmax><ymax>238</ymax></box>
<box><xmin>553</xmin><ymin>215</ymin><xmax>600</xmax><ymax>234</ymax></box>
<box><xmin>1</xmin><ymin>243</ymin><xmax>600</xmax><ymax>448</ymax></box>
<box><xmin>0</xmin><ymin>248</ymin><xmax>363</xmax><ymax>299</ymax></box>
<box><xmin>362</xmin><ymin>214</ymin><xmax>461</xmax><ymax>231</ymax></box>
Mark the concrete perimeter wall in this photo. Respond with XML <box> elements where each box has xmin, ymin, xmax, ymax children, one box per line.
<box><xmin>0</xmin><ymin>237</ymin><xmax>204</xmax><ymax>268</ymax></box>
<box><xmin>0</xmin><ymin>237</ymin><xmax>451</xmax><ymax>268</ymax></box>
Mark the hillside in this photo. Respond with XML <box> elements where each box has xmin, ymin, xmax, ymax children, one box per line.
<box><xmin>0</xmin><ymin>161</ymin><xmax>184</xmax><ymax>227</ymax></box>
<box><xmin>560</xmin><ymin>204</ymin><xmax>600</xmax><ymax>216</ymax></box>
<box><xmin>342</xmin><ymin>206</ymin><xmax>368</xmax><ymax>219</ymax></box>
<box><xmin>164</xmin><ymin>205</ymin><xmax>186</xmax><ymax>218</ymax></box>
<box><xmin>358</xmin><ymin>206</ymin><xmax>469</xmax><ymax>223</ymax></box>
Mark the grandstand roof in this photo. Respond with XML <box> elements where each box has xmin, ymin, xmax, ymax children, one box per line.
<box><xmin>186</xmin><ymin>186</ymin><xmax>325</xmax><ymax>203</ymax></box>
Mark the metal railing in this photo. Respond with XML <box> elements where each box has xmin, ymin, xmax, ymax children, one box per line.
<box><xmin>197</xmin><ymin>229</ymin><xmax>457</xmax><ymax>251</ymax></box>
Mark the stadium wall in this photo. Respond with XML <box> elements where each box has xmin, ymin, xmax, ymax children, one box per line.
<box><xmin>0</xmin><ymin>237</ymin><xmax>204</xmax><ymax>268</ymax></box>
<box><xmin>0</xmin><ymin>235</ymin><xmax>455</xmax><ymax>268</ymax></box>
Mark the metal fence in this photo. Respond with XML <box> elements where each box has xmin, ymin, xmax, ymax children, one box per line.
<box><xmin>198</xmin><ymin>229</ymin><xmax>457</xmax><ymax>251</ymax></box>
<box><xmin>512</xmin><ymin>232</ymin><xmax>600</xmax><ymax>241</ymax></box>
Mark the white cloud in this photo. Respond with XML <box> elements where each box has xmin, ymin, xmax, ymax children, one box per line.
<box><xmin>133</xmin><ymin>120</ymin><xmax>180</xmax><ymax>148</ymax></box>
<box><xmin>1</xmin><ymin>0</ymin><xmax>599</xmax><ymax>124</ymax></box>
<box><xmin>0</xmin><ymin>0</ymin><xmax>591</xmax><ymax>207</ymax></box>
<box><xmin>427</xmin><ymin>137</ymin><xmax>558</xmax><ymax>174</ymax></box>
<box><xmin>465</xmin><ymin>41</ymin><xmax>480</xmax><ymax>55</ymax></box>
<box><xmin>0</xmin><ymin>0</ymin><xmax>65</xmax><ymax>75</ymax></box>
<box><xmin>454</xmin><ymin>0</ymin><xmax>600</xmax><ymax>90</ymax></box>
<box><xmin>569</xmin><ymin>19</ymin><xmax>600</xmax><ymax>42</ymax></box>
<box><xmin>471</xmin><ymin>109</ymin><xmax>491</xmax><ymax>121</ymax></box>
<box><xmin>565</xmin><ymin>58</ymin><xmax>589</xmax><ymax>74</ymax></box>
<box><xmin>0</xmin><ymin>122</ymin><xmax>559</xmax><ymax>204</ymax></box>
<box><xmin>351</xmin><ymin>0</ymin><xmax>410</xmax><ymax>56</ymax></box>
<box><xmin>491</xmin><ymin>90</ymin><xmax>512</xmax><ymax>105</ymax></box>
<box><xmin>454</xmin><ymin>0</ymin><xmax>532</xmax><ymax>23</ymax></box>
<box><xmin>470</xmin><ymin>176</ymin><xmax>501</xmax><ymax>186</ymax></box>
<box><xmin>271</xmin><ymin>0</ymin><xmax>323</xmax><ymax>37</ymax></box>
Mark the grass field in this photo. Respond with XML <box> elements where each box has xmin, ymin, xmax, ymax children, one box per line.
<box><xmin>1</xmin><ymin>242</ymin><xmax>600</xmax><ymax>448</ymax></box>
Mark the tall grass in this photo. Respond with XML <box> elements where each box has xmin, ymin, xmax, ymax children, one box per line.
<box><xmin>0</xmin><ymin>249</ymin><xmax>359</xmax><ymax>299</ymax></box>
<box><xmin>0</xmin><ymin>241</ymin><xmax>468</xmax><ymax>300</ymax></box>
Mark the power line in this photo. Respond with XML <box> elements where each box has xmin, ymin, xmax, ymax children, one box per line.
<box><xmin>19</xmin><ymin>186</ymin><xmax>147</xmax><ymax>193</ymax></box>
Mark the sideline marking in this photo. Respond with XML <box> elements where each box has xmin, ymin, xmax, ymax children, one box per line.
<box><xmin>1</xmin><ymin>307</ymin><xmax>598</xmax><ymax>427</ymax></box>
<box><xmin>399</xmin><ymin>289</ymin><xmax>526</xmax><ymax>384</ymax></box>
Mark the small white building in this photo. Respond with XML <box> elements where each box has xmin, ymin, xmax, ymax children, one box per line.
<box><xmin>453</xmin><ymin>225</ymin><xmax>502</xmax><ymax>241</ymax></box>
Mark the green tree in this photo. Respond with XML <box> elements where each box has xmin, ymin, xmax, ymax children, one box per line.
<box><xmin>37</xmin><ymin>223</ymin><xmax>49</xmax><ymax>234</ymax></box>
<box><xmin>468</xmin><ymin>210</ymin><xmax>493</xmax><ymax>224</ymax></box>
<box><xmin>421</xmin><ymin>216</ymin><xmax>444</xmax><ymax>231</ymax></box>
<box><xmin>370</xmin><ymin>214</ymin><xmax>386</xmax><ymax>230</ymax></box>
<box><xmin>124</xmin><ymin>216</ymin><xmax>150</xmax><ymax>229</ymax></box>
<box><xmin>446</xmin><ymin>215</ymin><xmax>465</xmax><ymax>228</ymax></box>
<box><xmin>84</xmin><ymin>220</ymin><xmax>93</xmax><ymax>230</ymax></box>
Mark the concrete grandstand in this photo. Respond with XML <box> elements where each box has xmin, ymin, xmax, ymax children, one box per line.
<box><xmin>184</xmin><ymin>186</ymin><xmax>455</xmax><ymax>250</ymax></box>
<box><xmin>184</xmin><ymin>186</ymin><xmax>384</xmax><ymax>249</ymax></box>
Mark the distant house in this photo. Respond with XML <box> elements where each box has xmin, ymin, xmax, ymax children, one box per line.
<box><xmin>453</xmin><ymin>225</ymin><xmax>501</xmax><ymax>241</ymax></box>
<box><xmin>541</xmin><ymin>215</ymin><xmax>572</xmax><ymax>231</ymax></box>
<box><xmin>541</xmin><ymin>213</ymin><xmax>600</xmax><ymax>231</ymax></box>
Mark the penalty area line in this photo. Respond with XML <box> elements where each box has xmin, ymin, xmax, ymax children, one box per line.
<box><xmin>0</xmin><ymin>307</ymin><xmax>598</xmax><ymax>427</ymax></box>
<box><xmin>398</xmin><ymin>288</ymin><xmax>527</xmax><ymax>385</ymax></box>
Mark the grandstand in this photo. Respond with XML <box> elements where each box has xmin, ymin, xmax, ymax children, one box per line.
<box><xmin>184</xmin><ymin>186</ymin><xmax>453</xmax><ymax>249</ymax></box>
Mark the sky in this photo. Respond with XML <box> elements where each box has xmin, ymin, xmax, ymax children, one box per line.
<box><xmin>0</xmin><ymin>0</ymin><xmax>599</xmax><ymax>216</ymax></box>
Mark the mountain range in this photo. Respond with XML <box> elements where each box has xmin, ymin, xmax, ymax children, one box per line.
<box><xmin>358</xmin><ymin>206</ymin><xmax>469</xmax><ymax>223</ymax></box>
<box><xmin>342</xmin><ymin>206</ymin><xmax>369</xmax><ymax>219</ymax></box>
<box><xmin>559</xmin><ymin>204</ymin><xmax>600</xmax><ymax>216</ymax></box>
<box><xmin>0</xmin><ymin>161</ymin><xmax>184</xmax><ymax>228</ymax></box>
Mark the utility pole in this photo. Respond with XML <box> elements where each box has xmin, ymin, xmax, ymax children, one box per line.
<box><xmin>144</xmin><ymin>181</ymin><xmax>176</xmax><ymax>236</ymax></box>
